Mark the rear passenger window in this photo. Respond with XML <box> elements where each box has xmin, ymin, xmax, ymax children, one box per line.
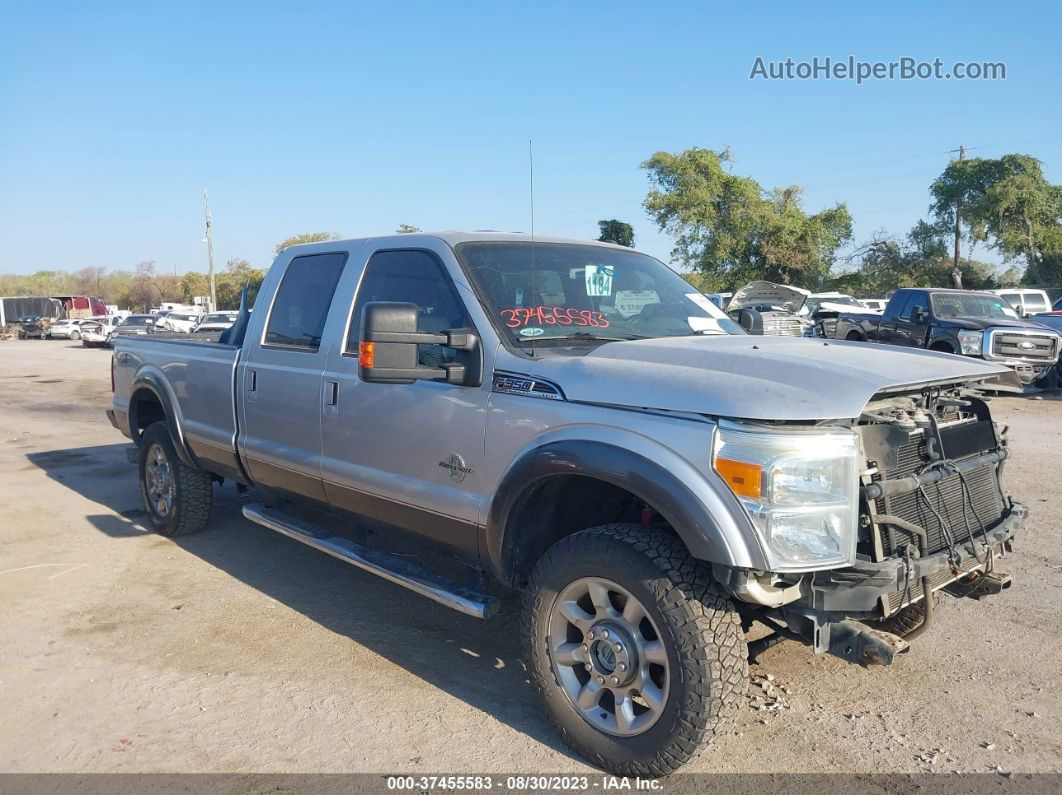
<box><xmin>265</xmin><ymin>252</ymin><xmax>348</xmax><ymax>350</ymax></box>
<box><xmin>346</xmin><ymin>249</ymin><xmax>471</xmax><ymax>366</ymax></box>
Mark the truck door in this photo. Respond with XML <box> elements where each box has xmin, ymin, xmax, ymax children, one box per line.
<box><xmin>237</xmin><ymin>250</ymin><xmax>350</xmax><ymax>503</ymax></box>
<box><xmin>888</xmin><ymin>291</ymin><xmax>930</xmax><ymax>347</ymax></box>
<box><xmin>319</xmin><ymin>243</ymin><xmax>489</xmax><ymax>559</ymax></box>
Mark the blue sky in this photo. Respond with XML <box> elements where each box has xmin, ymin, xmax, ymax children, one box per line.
<box><xmin>1</xmin><ymin>0</ymin><xmax>1059</xmax><ymax>276</ymax></box>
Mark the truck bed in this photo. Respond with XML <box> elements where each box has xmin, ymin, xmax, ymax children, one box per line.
<box><xmin>112</xmin><ymin>334</ymin><xmax>244</xmax><ymax>482</ymax></box>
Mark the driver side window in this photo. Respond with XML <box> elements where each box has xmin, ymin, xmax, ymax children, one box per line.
<box><xmin>347</xmin><ymin>249</ymin><xmax>471</xmax><ymax>367</ymax></box>
<box><xmin>899</xmin><ymin>293</ymin><xmax>927</xmax><ymax>321</ymax></box>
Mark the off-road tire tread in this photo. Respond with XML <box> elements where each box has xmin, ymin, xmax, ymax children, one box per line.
<box><xmin>523</xmin><ymin>523</ymin><xmax>747</xmax><ymax>778</ymax></box>
<box><xmin>139</xmin><ymin>422</ymin><xmax>212</xmax><ymax>537</ymax></box>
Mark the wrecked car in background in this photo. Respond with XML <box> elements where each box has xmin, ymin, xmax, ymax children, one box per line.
<box><xmin>725</xmin><ymin>280</ymin><xmax>809</xmax><ymax>335</ymax></box>
<box><xmin>725</xmin><ymin>281</ymin><xmax>874</xmax><ymax>337</ymax></box>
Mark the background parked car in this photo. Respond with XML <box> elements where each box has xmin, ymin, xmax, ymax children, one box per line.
<box><xmin>859</xmin><ymin>297</ymin><xmax>888</xmax><ymax>312</ymax></box>
<box><xmin>191</xmin><ymin>311</ymin><xmax>239</xmax><ymax>334</ymax></box>
<box><xmin>44</xmin><ymin>318</ymin><xmax>85</xmax><ymax>340</ymax></box>
<box><xmin>17</xmin><ymin>316</ymin><xmax>46</xmax><ymax>339</ymax></box>
<box><xmin>115</xmin><ymin>315</ymin><xmax>158</xmax><ymax>336</ymax></box>
<box><xmin>725</xmin><ymin>281</ymin><xmax>809</xmax><ymax>335</ymax></box>
<box><xmin>1031</xmin><ymin>312</ymin><xmax>1062</xmax><ymax>388</ymax></box>
<box><xmin>991</xmin><ymin>288</ymin><xmax>1052</xmax><ymax>318</ymax></box>
<box><xmin>157</xmin><ymin>311</ymin><xmax>203</xmax><ymax>333</ymax></box>
<box><xmin>79</xmin><ymin>316</ymin><xmax>124</xmax><ymax>348</ymax></box>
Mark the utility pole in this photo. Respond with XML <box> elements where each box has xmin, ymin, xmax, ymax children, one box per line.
<box><xmin>950</xmin><ymin>146</ymin><xmax>966</xmax><ymax>289</ymax></box>
<box><xmin>204</xmin><ymin>190</ymin><xmax>216</xmax><ymax>312</ymax></box>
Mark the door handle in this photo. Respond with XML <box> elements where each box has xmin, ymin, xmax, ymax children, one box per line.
<box><xmin>246</xmin><ymin>369</ymin><xmax>257</xmax><ymax>393</ymax></box>
<box><xmin>324</xmin><ymin>380</ymin><xmax>339</xmax><ymax>406</ymax></box>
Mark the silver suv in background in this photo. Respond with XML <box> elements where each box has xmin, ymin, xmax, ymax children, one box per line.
<box><xmin>990</xmin><ymin>288</ymin><xmax>1052</xmax><ymax>318</ymax></box>
<box><xmin>44</xmin><ymin>318</ymin><xmax>85</xmax><ymax>340</ymax></box>
<box><xmin>192</xmin><ymin>311</ymin><xmax>239</xmax><ymax>334</ymax></box>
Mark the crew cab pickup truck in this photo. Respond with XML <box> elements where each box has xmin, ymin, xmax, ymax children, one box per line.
<box><xmin>108</xmin><ymin>233</ymin><xmax>1026</xmax><ymax>776</ymax></box>
<box><xmin>828</xmin><ymin>287</ymin><xmax>1061</xmax><ymax>385</ymax></box>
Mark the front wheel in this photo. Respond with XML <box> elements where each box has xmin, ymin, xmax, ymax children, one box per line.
<box><xmin>70</xmin><ymin>330</ymin><xmax>80</xmax><ymax>340</ymax></box>
<box><xmin>137</xmin><ymin>422</ymin><xmax>213</xmax><ymax>536</ymax></box>
<box><xmin>524</xmin><ymin>524</ymin><xmax>747</xmax><ymax>777</ymax></box>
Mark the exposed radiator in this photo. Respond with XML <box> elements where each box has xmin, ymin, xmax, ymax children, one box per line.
<box><xmin>874</xmin><ymin>433</ymin><xmax>1004</xmax><ymax>557</ymax></box>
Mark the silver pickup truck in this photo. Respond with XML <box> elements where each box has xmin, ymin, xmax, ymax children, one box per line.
<box><xmin>108</xmin><ymin>232</ymin><xmax>1026</xmax><ymax>776</ymax></box>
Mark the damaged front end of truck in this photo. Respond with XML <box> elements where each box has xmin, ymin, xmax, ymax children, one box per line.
<box><xmin>713</xmin><ymin>371</ymin><xmax>1025</xmax><ymax>667</ymax></box>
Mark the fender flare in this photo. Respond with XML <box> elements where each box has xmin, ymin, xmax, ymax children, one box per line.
<box><xmin>128</xmin><ymin>372</ymin><xmax>197</xmax><ymax>468</ymax></box>
<box><xmin>928</xmin><ymin>332</ymin><xmax>956</xmax><ymax>353</ymax></box>
<box><xmin>483</xmin><ymin>440</ymin><xmax>765</xmax><ymax>583</ymax></box>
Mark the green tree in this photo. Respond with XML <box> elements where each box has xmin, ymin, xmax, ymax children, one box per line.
<box><xmin>396</xmin><ymin>224</ymin><xmax>421</xmax><ymax>234</ymax></box>
<box><xmin>839</xmin><ymin>221</ymin><xmax>1006</xmax><ymax>294</ymax></box>
<box><xmin>930</xmin><ymin>153</ymin><xmax>1062</xmax><ymax>285</ymax></box>
<box><xmin>642</xmin><ymin>147</ymin><xmax>852</xmax><ymax>289</ymax></box>
<box><xmin>180</xmin><ymin>259</ymin><xmax>265</xmax><ymax>310</ymax></box>
<box><xmin>597</xmin><ymin>219</ymin><xmax>635</xmax><ymax>247</ymax></box>
<box><xmin>274</xmin><ymin>231</ymin><xmax>341</xmax><ymax>254</ymax></box>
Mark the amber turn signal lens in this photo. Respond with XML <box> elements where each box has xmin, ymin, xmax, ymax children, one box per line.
<box><xmin>359</xmin><ymin>341</ymin><xmax>375</xmax><ymax>368</ymax></box>
<box><xmin>714</xmin><ymin>457</ymin><xmax>762</xmax><ymax>499</ymax></box>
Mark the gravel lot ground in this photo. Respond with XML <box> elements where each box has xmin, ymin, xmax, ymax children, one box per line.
<box><xmin>0</xmin><ymin>339</ymin><xmax>1059</xmax><ymax>775</ymax></box>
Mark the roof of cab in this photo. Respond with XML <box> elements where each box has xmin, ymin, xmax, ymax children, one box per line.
<box><xmin>277</xmin><ymin>231</ymin><xmax>635</xmax><ymax>254</ymax></box>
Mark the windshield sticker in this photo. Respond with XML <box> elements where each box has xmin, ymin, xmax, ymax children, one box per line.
<box><xmin>614</xmin><ymin>289</ymin><xmax>659</xmax><ymax>317</ymax></box>
<box><xmin>500</xmin><ymin>307</ymin><xmax>610</xmax><ymax>329</ymax></box>
<box><xmin>688</xmin><ymin>316</ymin><xmax>725</xmax><ymax>334</ymax></box>
<box><xmin>585</xmin><ymin>264</ymin><xmax>614</xmax><ymax>297</ymax></box>
<box><xmin>686</xmin><ymin>292</ymin><xmax>720</xmax><ymax>314</ymax></box>
<box><xmin>518</xmin><ymin>326</ymin><xmax>545</xmax><ymax>337</ymax></box>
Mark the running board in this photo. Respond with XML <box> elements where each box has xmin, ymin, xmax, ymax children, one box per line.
<box><xmin>241</xmin><ymin>504</ymin><xmax>498</xmax><ymax>619</ymax></box>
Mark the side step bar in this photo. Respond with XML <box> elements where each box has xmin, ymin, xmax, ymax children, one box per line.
<box><xmin>242</xmin><ymin>504</ymin><xmax>498</xmax><ymax>619</ymax></box>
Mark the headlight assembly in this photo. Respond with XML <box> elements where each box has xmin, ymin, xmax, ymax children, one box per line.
<box><xmin>712</xmin><ymin>423</ymin><xmax>860</xmax><ymax>571</ymax></box>
<box><xmin>957</xmin><ymin>330</ymin><xmax>984</xmax><ymax>356</ymax></box>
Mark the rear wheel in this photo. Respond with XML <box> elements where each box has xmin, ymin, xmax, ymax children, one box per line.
<box><xmin>846</xmin><ymin>331</ymin><xmax>863</xmax><ymax>341</ymax></box>
<box><xmin>137</xmin><ymin>422</ymin><xmax>213</xmax><ymax>536</ymax></box>
<box><xmin>70</xmin><ymin>330</ymin><xmax>80</xmax><ymax>340</ymax></box>
<box><xmin>524</xmin><ymin>524</ymin><xmax>747</xmax><ymax>777</ymax></box>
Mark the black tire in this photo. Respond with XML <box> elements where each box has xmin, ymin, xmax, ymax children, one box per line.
<box><xmin>523</xmin><ymin>524</ymin><xmax>747</xmax><ymax>777</ymax></box>
<box><xmin>137</xmin><ymin>422</ymin><xmax>212</xmax><ymax>536</ymax></box>
<box><xmin>845</xmin><ymin>331</ymin><xmax>863</xmax><ymax>341</ymax></box>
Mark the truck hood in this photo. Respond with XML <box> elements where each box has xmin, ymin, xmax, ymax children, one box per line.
<box><xmin>529</xmin><ymin>335</ymin><xmax>1020</xmax><ymax>421</ymax></box>
<box><xmin>725</xmin><ymin>281</ymin><xmax>810</xmax><ymax>312</ymax></box>
<box><xmin>938</xmin><ymin>315</ymin><xmax>1058</xmax><ymax>332</ymax></box>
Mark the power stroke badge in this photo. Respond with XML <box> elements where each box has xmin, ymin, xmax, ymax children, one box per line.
<box><xmin>438</xmin><ymin>453</ymin><xmax>474</xmax><ymax>482</ymax></box>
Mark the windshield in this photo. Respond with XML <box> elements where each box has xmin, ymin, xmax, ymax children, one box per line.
<box><xmin>456</xmin><ymin>242</ymin><xmax>742</xmax><ymax>345</ymax></box>
<box><xmin>203</xmin><ymin>313</ymin><xmax>234</xmax><ymax>323</ymax></box>
<box><xmin>805</xmin><ymin>295</ymin><xmax>862</xmax><ymax>313</ymax></box>
<box><xmin>932</xmin><ymin>293</ymin><xmax>1014</xmax><ymax>318</ymax></box>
